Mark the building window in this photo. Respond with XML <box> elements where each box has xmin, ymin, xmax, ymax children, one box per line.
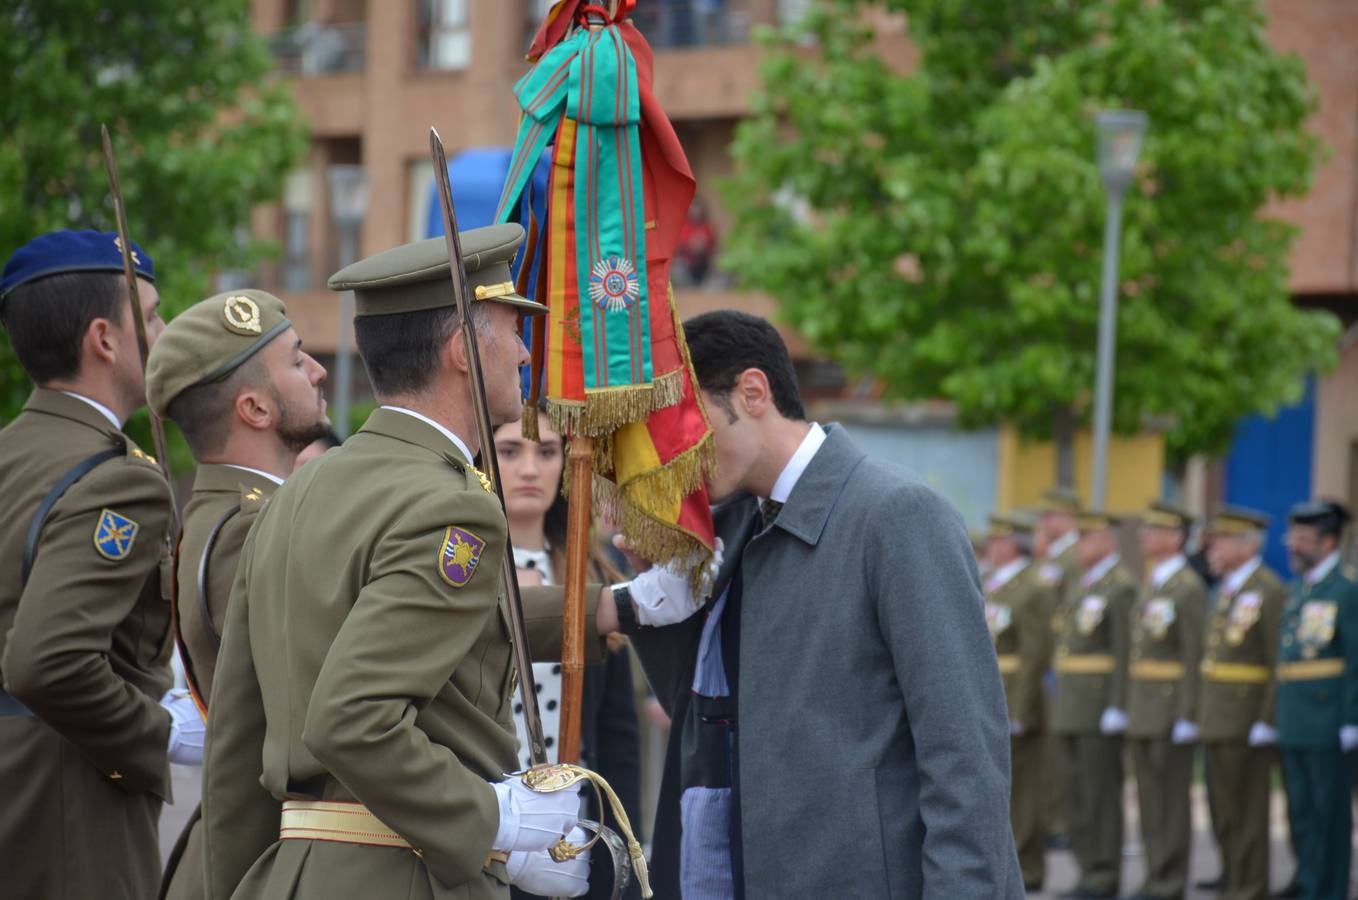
<box><xmin>418</xmin><ymin>0</ymin><xmax>471</xmax><ymax>70</ymax></box>
<box><xmin>282</xmin><ymin>169</ymin><xmax>313</xmax><ymax>292</ymax></box>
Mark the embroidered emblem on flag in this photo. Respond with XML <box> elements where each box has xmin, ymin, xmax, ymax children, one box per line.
<box><xmin>94</xmin><ymin>509</ymin><xmax>139</xmax><ymax>561</ymax></box>
<box><xmin>439</xmin><ymin>526</ymin><xmax>487</xmax><ymax>588</ymax></box>
<box><xmin>588</xmin><ymin>256</ymin><xmax>639</xmax><ymax>312</ymax></box>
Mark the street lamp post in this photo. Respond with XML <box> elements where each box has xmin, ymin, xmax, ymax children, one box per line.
<box><xmin>327</xmin><ymin>165</ymin><xmax>368</xmax><ymax>439</ymax></box>
<box><xmin>1090</xmin><ymin>109</ymin><xmax>1148</xmax><ymax>510</ymax></box>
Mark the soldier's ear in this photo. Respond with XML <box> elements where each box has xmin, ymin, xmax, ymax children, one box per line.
<box><xmin>445</xmin><ymin>323</ymin><xmax>471</xmax><ymax>377</ymax></box>
<box><xmin>234</xmin><ymin>387</ymin><xmax>274</xmax><ymax>432</ymax></box>
<box><xmin>84</xmin><ymin>316</ymin><xmax>120</xmax><ymax>367</ymax></box>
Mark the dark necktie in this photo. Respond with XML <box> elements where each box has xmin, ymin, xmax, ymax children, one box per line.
<box><xmin>760</xmin><ymin>499</ymin><xmax>783</xmax><ymax>531</ymax></box>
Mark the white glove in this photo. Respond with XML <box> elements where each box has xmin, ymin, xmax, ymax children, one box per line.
<box><xmin>629</xmin><ymin>538</ymin><xmax>724</xmax><ymax>628</ymax></box>
<box><xmin>507</xmin><ymin>826</ymin><xmax>591</xmax><ymax>897</ymax></box>
<box><xmin>491</xmin><ymin>776</ymin><xmax>583</xmax><ymax>853</ymax></box>
<box><xmin>161</xmin><ymin>689</ymin><xmax>205</xmax><ymax>765</ymax></box>
<box><xmin>1247</xmin><ymin>721</ymin><xmax>1277</xmax><ymax>747</ymax></box>
<box><xmin>1008</xmin><ymin>720</ymin><xmax>1026</xmax><ymax>736</ymax></box>
<box><xmin>1340</xmin><ymin>725</ymin><xmax>1358</xmax><ymax>753</ymax></box>
<box><xmin>1170</xmin><ymin>719</ymin><xmax>1199</xmax><ymax>745</ymax></box>
<box><xmin>1099</xmin><ymin>707</ymin><xmax>1128</xmax><ymax>736</ymax></box>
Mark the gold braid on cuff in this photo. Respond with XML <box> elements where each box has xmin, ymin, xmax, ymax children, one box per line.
<box><xmin>518</xmin><ymin>762</ymin><xmax>653</xmax><ymax>898</ymax></box>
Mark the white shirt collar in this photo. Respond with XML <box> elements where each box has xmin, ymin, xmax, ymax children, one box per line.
<box><xmin>224</xmin><ymin>464</ymin><xmax>285</xmax><ymax>487</ymax></box>
<box><xmin>1308</xmin><ymin>551</ymin><xmax>1341</xmax><ymax>586</ymax></box>
<box><xmin>1047</xmin><ymin>529</ymin><xmax>1077</xmax><ymax>560</ymax></box>
<box><xmin>1082</xmin><ymin>552</ymin><xmax>1120</xmax><ymax>588</ymax></box>
<box><xmin>1223</xmin><ymin>556</ymin><xmax>1262</xmax><ymax>596</ymax></box>
<box><xmin>986</xmin><ymin>557</ymin><xmax>1029</xmax><ymax>592</ymax></box>
<box><xmin>768</xmin><ymin>423</ymin><xmax>826</xmax><ymax>504</ymax></box>
<box><xmin>1150</xmin><ymin>554</ymin><xmax>1187</xmax><ymax>589</ymax></box>
<box><xmin>381</xmin><ymin>405</ymin><xmax>475</xmax><ymax>465</ymax></box>
<box><xmin>513</xmin><ymin>545</ymin><xmax>554</xmax><ymax>585</ymax></box>
<box><xmin>61</xmin><ymin>391</ymin><xmax>121</xmax><ymax>429</ymax></box>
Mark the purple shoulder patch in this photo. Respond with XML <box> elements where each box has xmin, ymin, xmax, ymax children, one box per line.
<box><xmin>439</xmin><ymin>526</ymin><xmax>487</xmax><ymax>587</ymax></box>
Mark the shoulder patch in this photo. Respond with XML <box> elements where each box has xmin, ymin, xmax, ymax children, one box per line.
<box><xmin>94</xmin><ymin>509</ymin><xmax>140</xmax><ymax>561</ymax></box>
<box><xmin>439</xmin><ymin>525</ymin><xmax>487</xmax><ymax>587</ymax></box>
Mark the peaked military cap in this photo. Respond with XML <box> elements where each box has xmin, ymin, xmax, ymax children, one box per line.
<box><xmin>1208</xmin><ymin>505</ymin><xmax>1270</xmax><ymax>535</ymax></box>
<box><xmin>0</xmin><ymin>229</ymin><xmax>155</xmax><ymax>313</ymax></box>
<box><xmin>328</xmin><ymin>223</ymin><xmax>547</xmax><ymax>317</ymax></box>
<box><xmin>987</xmin><ymin>511</ymin><xmax>1035</xmax><ymax>539</ymax></box>
<box><xmin>1141</xmin><ymin>499</ymin><xmax>1193</xmax><ymax>530</ymax></box>
<box><xmin>1288</xmin><ymin>499</ymin><xmax>1352</xmax><ymax>535</ymax></box>
<box><xmin>145</xmin><ymin>290</ymin><xmax>292</xmax><ymax>417</ymax></box>
<box><xmin>1076</xmin><ymin>510</ymin><xmax>1123</xmax><ymax>532</ymax></box>
<box><xmin>1038</xmin><ymin>487</ymin><xmax>1082</xmax><ymax>515</ymax></box>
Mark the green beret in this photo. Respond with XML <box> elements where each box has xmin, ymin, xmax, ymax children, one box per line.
<box><xmin>146</xmin><ymin>289</ymin><xmax>291</xmax><ymax>417</ymax></box>
<box><xmin>327</xmin><ymin>223</ymin><xmax>548</xmax><ymax>317</ymax></box>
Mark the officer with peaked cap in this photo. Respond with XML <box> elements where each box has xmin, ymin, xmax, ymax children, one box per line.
<box><xmin>146</xmin><ymin>288</ymin><xmax>330</xmax><ymax>900</ymax></box>
<box><xmin>1197</xmin><ymin>506</ymin><xmax>1286</xmax><ymax>900</ymax></box>
<box><xmin>0</xmin><ymin>230</ymin><xmax>184</xmax><ymax>899</ymax></box>
<box><xmin>1124</xmin><ymin>501</ymin><xmax>1207</xmax><ymax>900</ymax></box>
<box><xmin>202</xmin><ymin>224</ymin><xmax>625</xmax><ymax>900</ymax></box>
<box><xmin>1052</xmin><ymin>511</ymin><xmax>1137</xmax><ymax>898</ymax></box>
<box><xmin>1277</xmin><ymin>500</ymin><xmax>1358</xmax><ymax>900</ymax></box>
<box><xmin>983</xmin><ymin>511</ymin><xmax>1055</xmax><ymax>891</ymax></box>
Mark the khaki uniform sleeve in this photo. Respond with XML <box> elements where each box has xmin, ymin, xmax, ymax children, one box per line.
<box><xmin>1176</xmin><ymin>576</ymin><xmax>1207</xmax><ymax>723</ymax></box>
<box><xmin>1</xmin><ymin>458</ymin><xmax>172</xmax><ymax>795</ymax></box>
<box><xmin>1109</xmin><ymin>576</ymin><xmax>1136</xmax><ymax>711</ymax></box>
<box><xmin>1016</xmin><ymin>577</ymin><xmax>1056</xmax><ymax>728</ymax></box>
<box><xmin>202</xmin><ymin>530</ymin><xmax>279</xmax><ymax>900</ymax></box>
<box><xmin>521</xmin><ymin>584</ymin><xmax>604</xmax><ymax>664</ymax></box>
<box><xmin>1258</xmin><ymin>579</ymin><xmax>1286</xmax><ymax>725</ymax></box>
<box><xmin>301</xmin><ymin>488</ymin><xmax>508</xmax><ymax>888</ymax></box>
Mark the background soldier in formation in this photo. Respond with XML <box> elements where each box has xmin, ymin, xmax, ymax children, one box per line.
<box><xmin>1037</xmin><ymin>486</ymin><xmax>1083</xmax><ymax>847</ymax></box>
<box><xmin>983</xmin><ymin>511</ymin><xmax>1056</xmax><ymax>892</ymax></box>
<box><xmin>0</xmin><ymin>231</ymin><xmax>194</xmax><ymax>898</ymax></box>
<box><xmin>1052</xmin><ymin>510</ymin><xmax>1137</xmax><ymax>899</ymax></box>
<box><xmin>1125</xmin><ymin>501</ymin><xmax>1206</xmax><ymax>900</ymax></box>
<box><xmin>1200</xmin><ymin>506</ymin><xmax>1286</xmax><ymax>900</ymax></box>
<box><xmin>1277</xmin><ymin>500</ymin><xmax>1358</xmax><ymax>900</ymax></box>
<box><xmin>145</xmin><ymin>289</ymin><xmax>330</xmax><ymax>900</ymax></box>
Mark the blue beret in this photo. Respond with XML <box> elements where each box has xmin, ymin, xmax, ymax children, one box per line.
<box><xmin>0</xmin><ymin>230</ymin><xmax>155</xmax><ymax>311</ymax></box>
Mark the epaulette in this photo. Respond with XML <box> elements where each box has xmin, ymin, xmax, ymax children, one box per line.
<box><xmin>240</xmin><ymin>484</ymin><xmax>265</xmax><ymax>505</ymax></box>
<box><xmin>127</xmin><ymin>444</ymin><xmax>159</xmax><ymax>468</ymax></box>
<box><xmin>442</xmin><ymin>453</ymin><xmax>494</xmax><ymax>494</ymax></box>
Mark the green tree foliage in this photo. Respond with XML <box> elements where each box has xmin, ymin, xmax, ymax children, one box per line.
<box><xmin>723</xmin><ymin>0</ymin><xmax>1339</xmax><ymax>462</ymax></box>
<box><xmin>0</xmin><ymin>0</ymin><xmax>307</xmax><ymax>444</ymax></box>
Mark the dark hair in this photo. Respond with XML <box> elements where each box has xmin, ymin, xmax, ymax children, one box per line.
<box><xmin>683</xmin><ymin>309</ymin><xmax>804</xmax><ymax>421</ymax></box>
<box><xmin>0</xmin><ymin>272</ymin><xmax>126</xmax><ymax>383</ymax></box>
<box><xmin>314</xmin><ymin>427</ymin><xmax>342</xmax><ymax>450</ymax></box>
<box><xmin>166</xmin><ymin>355</ymin><xmax>267</xmax><ymax>458</ymax></box>
<box><xmin>354</xmin><ymin>304</ymin><xmax>483</xmax><ymax>397</ymax></box>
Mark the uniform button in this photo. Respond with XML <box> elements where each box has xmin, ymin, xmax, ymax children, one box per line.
<box><xmin>109</xmin><ymin>771</ymin><xmax>123</xmax><ymax>781</ymax></box>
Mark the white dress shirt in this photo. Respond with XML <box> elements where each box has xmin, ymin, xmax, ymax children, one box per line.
<box><xmin>62</xmin><ymin>391</ymin><xmax>121</xmax><ymax>429</ymax></box>
<box><xmin>381</xmin><ymin>405</ymin><xmax>475</xmax><ymax>464</ymax></box>
<box><xmin>766</xmin><ymin>423</ymin><xmax>827</xmax><ymax>504</ymax></box>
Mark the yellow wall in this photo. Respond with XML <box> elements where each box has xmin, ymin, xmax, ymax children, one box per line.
<box><xmin>996</xmin><ymin>426</ymin><xmax>1164</xmax><ymax>513</ymax></box>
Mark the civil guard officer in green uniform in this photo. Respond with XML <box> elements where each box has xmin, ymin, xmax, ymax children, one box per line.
<box><xmin>1277</xmin><ymin>500</ymin><xmax>1358</xmax><ymax>900</ymax></box>
<box><xmin>145</xmin><ymin>289</ymin><xmax>330</xmax><ymax>900</ymax></box>
<box><xmin>202</xmin><ymin>224</ymin><xmax>627</xmax><ymax>900</ymax></box>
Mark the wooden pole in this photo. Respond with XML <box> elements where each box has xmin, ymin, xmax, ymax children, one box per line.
<box><xmin>556</xmin><ymin>435</ymin><xmax>594</xmax><ymax>764</ymax></box>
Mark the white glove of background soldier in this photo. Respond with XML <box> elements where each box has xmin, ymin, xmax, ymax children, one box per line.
<box><xmin>1098</xmin><ymin>707</ymin><xmax>1128</xmax><ymax>736</ymax></box>
<box><xmin>1247</xmin><ymin>721</ymin><xmax>1277</xmax><ymax>747</ymax></box>
<box><xmin>491</xmin><ymin>776</ymin><xmax>583</xmax><ymax>853</ymax></box>
<box><xmin>161</xmin><ymin>689</ymin><xmax>205</xmax><ymax>765</ymax></box>
<box><xmin>507</xmin><ymin>826</ymin><xmax>591</xmax><ymax>897</ymax></box>
<box><xmin>1170</xmin><ymin>719</ymin><xmax>1199</xmax><ymax>745</ymax></box>
<box><xmin>629</xmin><ymin>538</ymin><xmax>724</xmax><ymax>627</ymax></box>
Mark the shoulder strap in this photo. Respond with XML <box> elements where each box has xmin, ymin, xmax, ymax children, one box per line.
<box><xmin>22</xmin><ymin>447</ymin><xmax>124</xmax><ymax>586</ymax></box>
<box><xmin>194</xmin><ymin>504</ymin><xmax>242</xmax><ymax>650</ymax></box>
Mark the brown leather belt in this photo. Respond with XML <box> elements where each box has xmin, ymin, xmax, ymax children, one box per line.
<box><xmin>280</xmin><ymin>799</ymin><xmax>509</xmax><ymax>866</ymax></box>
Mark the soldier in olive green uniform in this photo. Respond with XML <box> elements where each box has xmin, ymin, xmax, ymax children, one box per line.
<box><xmin>1052</xmin><ymin>511</ymin><xmax>1137</xmax><ymax>899</ymax></box>
<box><xmin>1037</xmin><ymin>487</ymin><xmax>1083</xmax><ymax>846</ymax></box>
<box><xmin>1197</xmin><ymin>507</ymin><xmax>1286</xmax><ymax>900</ymax></box>
<box><xmin>983</xmin><ymin>512</ymin><xmax>1055</xmax><ymax>891</ymax></box>
<box><xmin>0</xmin><ymin>231</ymin><xmax>188</xmax><ymax>899</ymax></box>
<box><xmin>145</xmin><ymin>289</ymin><xmax>330</xmax><ymax>900</ymax></box>
<box><xmin>1277</xmin><ymin>501</ymin><xmax>1358</xmax><ymax>900</ymax></box>
<box><xmin>1125</xmin><ymin>501</ymin><xmax>1207</xmax><ymax>900</ymax></box>
<box><xmin>203</xmin><ymin>225</ymin><xmax>617</xmax><ymax>900</ymax></box>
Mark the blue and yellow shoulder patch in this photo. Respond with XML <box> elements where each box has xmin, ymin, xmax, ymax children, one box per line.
<box><xmin>94</xmin><ymin>509</ymin><xmax>140</xmax><ymax>561</ymax></box>
<box><xmin>439</xmin><ymin>525</ymin><xmax>487</xmax><ymax>587</ymax></box>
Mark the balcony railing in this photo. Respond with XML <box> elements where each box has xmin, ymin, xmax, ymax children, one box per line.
<box><xmin>523</xmin><ymin>1</ymin><xmax>754</xmax><ymax>54</ymax></box>
<box><xmin>270</xmin><ymin>22</ymin><xmax>365</xmax><ymax>76</ymax></box>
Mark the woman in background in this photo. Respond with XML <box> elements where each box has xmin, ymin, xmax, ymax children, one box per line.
<box><xmin>495</xmin><ymin>413</ymin><xmax>642</xmax><ymax>900</ymax></box>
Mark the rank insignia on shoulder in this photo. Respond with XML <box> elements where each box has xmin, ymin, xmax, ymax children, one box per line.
<box><xmin>243</xmin><ymin>487</ymin><xmax>264</xmax><ymax>503</ymax></box>
<box><xmin>469</xmin><ymin>465</ymin><xmax>494</xmax><ymax>494</ymax></box>
<box><xmin>439</xmin><ymin>526</ymin><xmax>487</xmax><ymax>587</ymax></box>
<box><xmin>94</xmin><ymin>509</ymin><xmax>140</xmax><ymax>561</ymax></box>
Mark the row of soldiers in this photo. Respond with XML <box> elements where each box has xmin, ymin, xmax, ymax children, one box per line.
<box><xmin>0</xmin><ymin>227</ymin><xmax>596</xmax><ymax>899</ymax></box>
<box><xmin>981</xmin><ymin>489</ymin><xmax>1358</xmax><ymax>900</ymax></box>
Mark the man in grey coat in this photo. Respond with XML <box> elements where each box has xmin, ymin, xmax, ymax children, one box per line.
<box><xmin>613</xmin><ymin>310</ymin><xmax>1022</xmax><ymax>899</ymax></box>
